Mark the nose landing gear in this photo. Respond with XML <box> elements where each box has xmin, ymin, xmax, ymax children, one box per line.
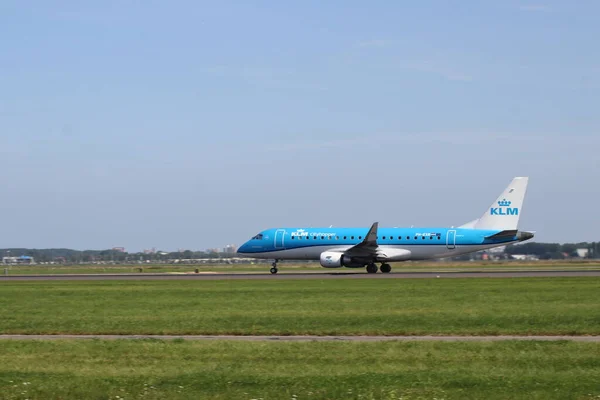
<box><xmin>270</xmin><ymin>260</ymin><xmax>279</xmax><ymax>274</ymax></box>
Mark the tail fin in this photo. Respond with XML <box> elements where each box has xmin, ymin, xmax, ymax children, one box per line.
<box><xmin>464</xmin><ymin>177</ymin><xmax>529</xmax><ymax>230</ymax></box>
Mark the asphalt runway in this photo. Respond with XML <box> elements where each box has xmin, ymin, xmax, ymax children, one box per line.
<box><xmin>1</xmin><ymin>270</ymin><xmax>600</xmax><ymax>281</ymax></box>
<box><xmin>0</xmin><ymin>334</ymin><xmax>598</xmax><ymax>342</ymax></box>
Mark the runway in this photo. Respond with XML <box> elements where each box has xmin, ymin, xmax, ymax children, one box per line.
<box><xmin>0</xmin><ymin>334</ymin><xmax>598</xmax><ymax>342</ymax></box>
<box><xmin>1</xmin><ymin>270</ymin><xmax>600</xmax><ymax>281</ymax></box>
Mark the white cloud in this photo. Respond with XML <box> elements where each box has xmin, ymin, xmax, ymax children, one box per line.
<box><xmin>398</xmin><ymin>61</ymin><xmax>474</xmax><ymax>82</ymax></box>
<box><xmin>519</xmin><ymin>4</ymin><xmax>551</xmax><ymax>12</ymax></box>
<box><xmin>356</xmin><ymin>39</ymin><xmax>390</xmax><ymax>48</ymax></box>
<box><xmin>202</xmin><ymin>66</ymin><xmax>328</xmax><ymax>91</ymax></box>
<box><xmin>264</xmin><ymin>133</ymin><xmax>557</xmax><ymax>152</ymax></box>
<box><xmin>266</xmin><ymin>137</ymin><xmax>370</xmax><ymax>152</ymax></box>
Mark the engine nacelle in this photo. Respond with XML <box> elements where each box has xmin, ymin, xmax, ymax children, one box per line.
<box><xmin>320</xmin><ymin>251</ymin><xmax>364</xmax><ymax>268</ymax></box>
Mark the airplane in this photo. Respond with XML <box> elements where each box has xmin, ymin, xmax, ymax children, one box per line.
<box><xmin>237</xmin><ymin>177</ymin><xmax>534</xmax><ymax>274</ymax></box>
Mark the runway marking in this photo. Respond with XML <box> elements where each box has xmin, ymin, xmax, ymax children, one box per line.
<box><xmin>0</xmin><ymin>334</ymin><xmax>598</xmax><ymax>342</ymax></box>
<box><xmin>1</xmin><ymin>270</ymin><xmax>600</xmax><ymax>281</ymax></box>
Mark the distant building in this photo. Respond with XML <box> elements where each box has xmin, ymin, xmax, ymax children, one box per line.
<box><xmin>223</xmin><ymin>244</ymin><xmax>238</xmax><ymax>254</ymax></box>
<box><xmin>576</xmin><ymin>248</ymin><xmax>589</xmax><ymax>258</ymax></box>
<box><xmin>2</xmin><ymin>255</ymin><xmax>34</xmax><ymax>265</ymax></box>
<box><xmin>488</xmin><ymin>246</ymin><xmax>506</xmax><ymax>254</ymax></box>
<box><xmin>510</xmin><ymin>254</ymin><xmax>539</xmax><ymax>261</ymax></box>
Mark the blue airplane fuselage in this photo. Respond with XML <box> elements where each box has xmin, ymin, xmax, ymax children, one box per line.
<box><xmin>237</xmin><ymin>226</ymin><xmax>518</xmax><ymax>262</ymax></box>
<box><xmin>236</xmin><ymin>177</ymin><xmax>534</xmax><ymax>272</ymax></box>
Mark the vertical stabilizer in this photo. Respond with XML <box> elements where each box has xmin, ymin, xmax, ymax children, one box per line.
<box><xmin>470</xmin><ymin>177</ymin><xmax>529</xmax><ymax>230</ymax></box>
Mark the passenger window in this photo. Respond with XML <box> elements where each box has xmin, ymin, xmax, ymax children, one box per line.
<box><xmin>382</xmin><ymin>236</ymin><xmax>386</xmax><ymax>240</ymax></box>
<box><xmin>336</xmin><ymin>236</ymin><xmax>339</xmax><ymax>240</ymax></box>
<box><xmin>359</xmin><ymin>236</ymin><xmax>362</xmax><ymax>239</ymax></box>
<box><xmin>351</xmin><ymin>236</ymin><xmax>355</xmax><ymax>240</ymax></box>
<box><xmin>321</xmin><ymin>236</ymin><xmax>324</xmax><ymax>239</ymax></box>
<box><xmin>422</xmin><ymin>236</ymin><xmax>425</xmax><ymax>240</ymax></box>
<box><xmin>406</xmin><ymin>236</ymin><xmax>409</xmax><ymax>240</ymax></box>
<box><xmin>291</xmin><ymin>236</ymin><xmax>295</xmax><ymax>240</ymax></box>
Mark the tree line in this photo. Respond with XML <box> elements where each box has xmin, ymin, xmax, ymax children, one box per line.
<box><xmin>0</xmin><ymin>248</ymin><xmax>229</xmax><ymax>264</ymax></box>
<box><xmin>2</xmin><ymin>242</ymin><xmax>599</xmax><ymax>264</ymax></box>
<box><xmin>503</xmin><ymin>242</ymin><xmax>599</xmax><ymax>260</ymax></box>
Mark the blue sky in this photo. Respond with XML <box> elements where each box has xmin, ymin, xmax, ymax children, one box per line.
<box><xmin>1</xmin><ymin>1</ymin><xmax>599</xmax><ymax>251</ymax></box>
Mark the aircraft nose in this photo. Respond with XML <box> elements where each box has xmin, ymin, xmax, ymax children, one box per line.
<box><xmin>237</xmin><ymin>243</ymin><xmax>249</xmax><ymax>254</ymax></box>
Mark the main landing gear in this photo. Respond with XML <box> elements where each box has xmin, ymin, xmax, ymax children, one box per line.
<box><xmin>270</xmin><ymin>260</ymin><xmax>279</xmax><ymax>274</ymax></box>
<box><xmin>366</xmin><ymin>263</ymin><xmax>392</xmax><ymax>274</ymax></box>
<box><xmin>366</xmin><ymin>263</ymin><xmax>378</xmax><ymax>273</ymax></box>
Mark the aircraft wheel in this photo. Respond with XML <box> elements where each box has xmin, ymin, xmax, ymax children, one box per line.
<box><xmin>380</xmin><ymin>263</ymin><xmax>391</xmax><ymax>273</ymax></box>
<box><xmin>366</xmin><ymin>263</ymin><xmax>378</xmax><ymax>274</ymax></box>
<box><xmin>270</xmin><ymin>267</ymin><xmax>278</xmax><ymax>274</ymax></box>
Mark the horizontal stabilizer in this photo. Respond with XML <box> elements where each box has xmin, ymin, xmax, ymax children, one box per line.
<box><xmin>485</xmin><ymin>230</ymin><xmax>518</xmax><ymax>240</ymax></box>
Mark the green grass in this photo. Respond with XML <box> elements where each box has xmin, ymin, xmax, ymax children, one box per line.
<box><xmin>1</xmin><ymin>278</ymin><xmax>599</xmax><ymax>335</ymax></box>
<box><xmin>0</xmin><ymin>340</ymin><xmax>599</xmax><ymax>399</ymax></box>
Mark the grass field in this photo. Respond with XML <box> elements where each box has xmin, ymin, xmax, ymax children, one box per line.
<box><xmin>1</xmin><ymin>278</ymin><xmax>599</xmax><ymax>335</ymax></box>
<box><xmin>0</xmin><ymin>340</ymin><xmax>599</xmax><ymax>399</ymax></box>
<box><xmin>4</xmin><ymin>260</ymin><xmax>600</xmax><ymax>275</ymax></box>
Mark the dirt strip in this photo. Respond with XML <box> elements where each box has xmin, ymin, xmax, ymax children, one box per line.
<box><xmin>0</xmin><ymin>335</ymin><xmax>598</xmax><ymax>342</ymax></box>
<box><xmin>2</xmin><ymin>270</ymin><xmax>600</xmax><ymax>281</ymax></box>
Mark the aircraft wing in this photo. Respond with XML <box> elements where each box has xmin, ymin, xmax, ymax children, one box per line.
<box><xmin>339</xmin><ymin>222</ymin><xmax>412</xmax><ymax>262</ymax></box>
<box><xmin>343</xmin><ymin>222</ymin><xmax>379</xmax><ymax>257</ymax></box>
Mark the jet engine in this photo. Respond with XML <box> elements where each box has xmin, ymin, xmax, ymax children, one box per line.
<box><xmin>319</xmin><ymin>251</ymin><xmax>364</xmax><ymax>268</ymax></box>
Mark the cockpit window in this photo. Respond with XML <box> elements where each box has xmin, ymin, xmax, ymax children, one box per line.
<box><xmin>251</xmin><ymin>234</ymin><xmax>264</xmax><ymax>240</ymax></box>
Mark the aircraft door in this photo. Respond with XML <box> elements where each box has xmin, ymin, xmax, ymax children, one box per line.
<box><xmin>446</xmin><ymin>230</ymin><xmax>456</xmax><ymax>250</ymax></box>
<box><xmin>275</xmin><ymin>229</ymin><xmax>286</xmax><ymax>249</ymax></box>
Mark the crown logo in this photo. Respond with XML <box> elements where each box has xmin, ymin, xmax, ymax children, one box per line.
<box><xmin>498</xmin><ymin>199</ymin><xmax>512</xmax><ymax>207</ymax></box>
